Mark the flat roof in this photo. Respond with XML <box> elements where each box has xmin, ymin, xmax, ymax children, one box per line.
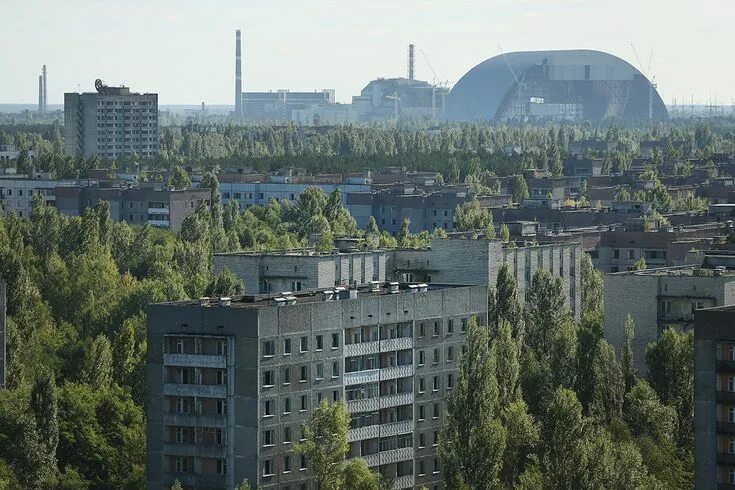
<box><xmin>611</xmin><ymin>265</ymin><xmax>735</xmax><ymax>277</ymax></box>
<box><xmin>154</xmin><ymin>282</ymin><xmax>471</xmax><ymax>310</ymax></box>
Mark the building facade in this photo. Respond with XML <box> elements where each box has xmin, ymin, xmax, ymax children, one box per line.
<box><xmin>694</xmin><ymin>305</ymin><xmax>735</xmax><ymax>489</ymax></box>
<box><xmin>64</xmin><ymin>83</ymin><xmax>158</xmax><ymax>159</ymax></box>
<box><xmin>0</xmin><ymin>173</ymin><xmax>74</xmax><ymax>218</ymax></box>
<box><xmin>604</xmin><ymin>266</ymin><xmax>735</xmax><ymax>375</ymax></box>
<box><xmin>214</xmin><ymin>250</ymin><xmax>388</xmax><ymax>295</ymax></box>
<box><xmin>146</xmin><ymin>283</ymin><xmax>488</xmax><ymax>489</ymax></box>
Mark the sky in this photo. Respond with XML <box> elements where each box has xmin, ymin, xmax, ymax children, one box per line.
<box><xmin>2</xmin><ymin>0</ymin><xmax>734</xmax><ymax>107</ymax></box>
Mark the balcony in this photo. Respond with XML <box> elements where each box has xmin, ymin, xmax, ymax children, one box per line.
<box><xmin>658</xmin><ymin>313</ymin><xmax>694</xmax><ymax>323</ymax></box>
<box><xmin>164</xmin><ymin>383</ymin><xmax>227</xmax><ymax>398</ymax></box>
<box><xmin>164</xmin><ymin>353</ymin><xmax>226</xmax><ymax>369</ymax></box>
<box><xmin>717</xmin><ymin>391</ymin><xmax>735</xmax><ymax>403</ymax></box>
<box><xmin>380</xmin><ymin>364</ymin><xmax>414</xmax><ymax>381</ymax></box>
<box><xmin>163</xmin><ymin>413</ymin><xmax>227</xmax><ymax>428</ymax></box>
<box><xmin>363</xmin><ymin>447</ymin><xmax>414</xmax><ymax>467</ymax></box>
<box><xmin>344</xmin><ymin>369</ymin><xmax>380</xmax><ymax>386</ymax></box>
<box><xmin>718</xmin><ymin>360</ymin><xmax>735</xmax><ymax>372</ymax></box>
<box><xmin>381</xmin><ymin>337</ymin><xmax>413</xmax><ymax>352</ymax></box>
<box><xmin>392</xmin><ymin>475</ymin><xmax>415</xmax><ymax>490</ymax></box>
<box><xmin>163</xmin><ymin>443</ymin><xmax>227</xmax><ymax>459</ymax></box>
<box><xmin>717</xmin><ymin>422</ymin><xmax>735</xmax><ymax>434</ymax></box>
<box><xmin>345</xmin><ymin>342</ymin><xmax>380</xmax><ymax>358</ymax></box>
<box><xmin>379</xmin><ymin>392</ymin><xmax>414</xmax><ymax>409</ymax></box>
<box><xmin>349</xmin><ymin>425</ymin><xmax>380</xmax><ymax>442</ymax></box>
<box><xmin>148</xmin><ymin>207</ymin><xmax>170</xmax><ymax>215</ymax></box>
<box><xmin>148</xmin><ymin>219</ymin><xmax>170</xmax><ymax>228</ymax></box>
<box><xmin>719</xmin><ymin>452</ymin><xmax>735</xmax><ymax>465</ymax></box>
<box><xmin>380</xmin><ymin>419</ymin><xmax>414</xmax><ymax>438</ymax></box>
<box><xmin>347</xmin><ymin>397</ymin><xmax>380</xmax><ymax>414</ymax></box>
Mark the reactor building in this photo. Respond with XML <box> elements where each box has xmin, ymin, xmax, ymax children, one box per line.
<box><xmin>446</xmin><ymin>49</ymin><xmax>668</xmax><ymax>122</ymax></box>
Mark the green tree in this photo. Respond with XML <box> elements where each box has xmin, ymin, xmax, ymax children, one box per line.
<box><xmin>493</xmin><ymin>319</ymin><xmax>521</xmax><ymax>410</ymax></box>
<box><xmin>207</xmin><ymin>267</ymin><xmax>245</xmax><ymax>297</ymax></box>
<box><xmin>541</xmin><ymin>388</ymin><xmax>585</xmax><ymax>490</ymax></box>
<box><xmin>342</xmin><ymin>459</ymin><xmax>390</xmax><ymax>490</ymax></box>
<box><xmin>439</xmin><ymin>317</ymin><xmax>506</xmax><ymax>489</ymax></box>
<box><xmin>590</xmin><ymin>340</ymin><xmax>625</xmax><ymax>424</ymax></box>
<box><xmin>622</xmin><ymin>314</ymin><xmax>636</xmax><ymax>391</ymax></box>
<box><xmin>171</xmin><ymin>479</ymin><xmax>183</xmax><ymax>490</ymax></box>
<box><xmin>112</xmin><ymin>318</ymin><xmax>137</xmax><ymax>388</ymax></box>
<box><xmin>500</xmin><ymin>223</ymin><xmax>510</xmax><ymax>242</ymax></box>
<box><xmin>632</xmin><ymin>256</ymin><xmax>647</xmax><ymax>270</ymax></box>
<box><xmin>500</xmin><ymin>400</ymin><xmax>539</xmax><ymax>488</ymax></box>
<box><xmin>81</xmin><ymin>335</ymin><xmax>113</xmax><ymax>389</ymax></box>
<box><xmin>30</xmin><ymin>369</ymin><xmax>59</xmax><ymax>469</ymax></box>
<box><xmin>580</xmin><ymin>252</ymin><xmax>603</xmax><ymax>329</ymax></box>
<box><xmin>397</xmin><ymin>218</ymin><xmax>411</xmax><ymax>248</ymax></box>
<box><xmin>366</xmin><ymin>216</ymin><xmax>379</xmax><ymax>234</ymax></box>
<box><xmin>293</xmin><ymin>399</ymin><xmax>350</xmax><ymax>490</ymax></box>
<box><xmin>512</xmin><ymin>174</ymin><xmax>529</xmax><ymax>203</ymax></box>
<box><xmin>167</xmin><ymin>166</ymin><xmax>191</xmax><ymax>189</ymax></box>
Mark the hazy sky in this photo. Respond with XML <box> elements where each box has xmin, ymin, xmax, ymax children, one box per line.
<box><xmin>2</xmin><ymin>0</ymin><xmax>734</xmax><ymax>106</ymax></box>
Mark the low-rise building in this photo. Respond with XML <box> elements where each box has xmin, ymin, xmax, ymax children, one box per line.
<box><xmin>0</xmin><ymin>144</ymin><xmax>36</xmax><ymax>163</ymax></box>
<box><xmin>0</xmin><ymin>172</ymin><xmax>78</xmax><ymax>218</ymax></box>
<box><xmin>694</xmin><ymin>304</ymin><xmax>735</xmax><ymax>489</ymax></box>
<box><xmin>146</xmin><ymin>282</ymin><xmax>488</xmax><ymax>489</ymax></box>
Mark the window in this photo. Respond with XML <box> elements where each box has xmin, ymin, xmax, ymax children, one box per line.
<box><xmin>316</xmin><ymin>363</ymin><xmax>324</xmax><ymax>380</ymax></box>
<box><xmin>263</xmin><ymin>370</ymin><xmax>275</xmax><ymax>387</ymax></box>
<box><xmin>175</xmin><ymin>427</ymin><xmax>186</xmax><ymax>443</ymax></box>
<box><xmin>176</xmin><ymin>338</ymin><xmax>184</xmax><ymax>353</ymax></box>
<box><xmin>433</xmin><ymin>321</ymin><xmax>440</xmax><ymax>337</ymax></box>
<box><xmin>613</xmin><ymin>249</ymin><xmax>620</xmax><ymax>259</ymax></box>
<box><xmin>176</xmin><ymin>398</ymin><xmax>190</xmax><ymax>414</ymax></box>
<box><xmin>433</xmin><ymin>403</ymin><xmax>439</xmax><ymax>419</ymax></box>
<box><xmin>300</xmin><ymin>336</ymin><xmax>308</xmax><ymax>352</ymax></box>
<box><xmin>729</xmin><ymin>407</ymin><xmax>735</xmax><ymax>423</ymax></box>
<box><xmin>419</xmin><ymin>377</ymin><xmax>425</xmax><ymax>393</ymax></box>
<box><xmin>433</xmin><ymin>376</ymin><xmax>440</xmax><ymax>392</ymax></box>
<box><xmin>263</xmin><ymin>429</ymin><xmax>274</xmax><ymax>446</ymax></box>
<box><xmin>332</xmin><ymin>361</ymin><xmax>340</xmax><ymax>378</ymax></box>
<box><xmin>217</xmin><ymin>339</ymin><xmax>227</xmax><ymax>356</ymax></box>
<box><xmin>418</xmin><ymin>460</ymin><xmax>425</xmax><ymax>476</ymax></box>
<box><xmin>433</xmin><ymin>457</ymin><xmax>440</xmax><ymax>474</ymax></box>
<box><xmin>264</xmin><ymin>400</ymin><xmax>274</xmax><ymax>417</ymax></box>
<box><xmin>447</xmin><ymin>373</ymin><xmax>454</xmax><ymax>389</ymax></box>
<box><xmin>447</xmin><ymin>346</ymin><xmax>454</xmax><ymax>362</ymax></box>
<box><xmin>419</xmin><ymin>432</ymin><xmax>426</xmax><ymax>448</ymax></box>
<box><xmin>300</xmin><ymin>366</ymin><xmax>308</xmax><ymax>382</ymax></box>
<box><xmin>316</xmin><ymin>335</ymin><xmax>324</xmax><ymax>351</ymax></box>
<box><xmin>730</xmin><ymin>345</ymin><xmax>735</xmax><ymax>361</ymax></box>
<box><xmin>284</xmin><ymin>338</ymin><xmax>292</xmax><ymax>355</ymax></box>
<box><xmin>283</xmin><ymin>397</ymin><xmax>291</xmax><ymax>414</ymax></box>
<box><xmin>263</xmin><ymin>459</ymin><xmax>274</xmax><ymax>477</ymax></box>
<box><xmin>300</xmin><ymin>454</ymin><xmax>307</xmax><ymax>470</ymax></box>
<box><xmin>729</xmin><ymin>438</ymin><xmax>735</xmax><ymax>454</ymax></box>
<box><xmin>433</xmin><ymin>430</ymin><xmax>439</xmax><ymax>447</ymax></box>
<box><xmin>331</xmin><ymin>333</ymin><xmax>339</xmax><ymax>349</ymax></box>
<box><xmin>729</xmin><ymin>376</ymin><xmax>735</xmax><ymax>392</ymax></box>
<box><xmin>175</xmin><ymin>456</ymin><xmax>189</xmax><ymax>473</ymax></box>
<box><xmin>216</xmin><ymin>370</ymin><xmax>227</xmax><ymax>385</ymax></box>
<box><xmin>418</xmin><ymin>405</ymin><xmax>425</xmax><ymax>421</ymax></box>
<box><xmin>283</xmin><ymin>426</ymin><xmax>292</xmax><ymax>444</ymax></box>
<box><xmin>433</xmin><ymin>348</ymin><xmax>440</xmax><ymax>364</ymax></box>
<box><xmin>418</xmin><ymin>350</ymin><xmax>425</xmax><ymax>366</ymax></box>
<box><xmin>263</xmin><ymin>340</ymin><xmax>275</xmax><ymax>357</ymax></box>
<box><xmin>291</xmin><ymin>281</ymin><xmax>302</xmax><ymax>291</ymax></box>
<box><xmin>283</xmin><ymin>455</ymin><xmax>291</xmax><ymax>473</ymax></box>
<box><xmin>283</xmin><ymin>367</ymin><xmax>291</xmax><ymax>384</ymax></box>
<box><xmin>300</xmin><ymin>395</ymin><xmax>308</xmax><ymax>411</ymax></box>
<box><xmin>333</xmin><ymin>390</ymin><xmax>339</xmax><ymax>401</ymax></box>
<box><xmin>217</xmin><ymin>399</ymin><xmax>227</xmax><ymax>415</ymax></box>
<box><xmin>461</xmin><ymin>318</ymin><xmax>468</xmax><ymax>332</ymax></box>
<box><xmin>419</xmin><ymin>323</ymin><xmax>425</xmax><ymax>337</ymax></box>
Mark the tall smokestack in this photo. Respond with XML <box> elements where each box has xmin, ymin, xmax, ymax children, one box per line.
<box><xmin>38</xmin><ymin>74</ymin><xmax>44</xmax><ymax>116</ymax></box>
<box><xmin>408</xmin><ymin>44</ymin><xmax>415</xmax><ymax>82</ymax></box>
<box><xmin>42</xmin><ymin>65</ymin><xmax>47</xmax><ymax>116</ymax></box>
<box><xmin>235</xmin><ymin>30</ymin><xmax>242</xmax><ymax>118</ymax></box>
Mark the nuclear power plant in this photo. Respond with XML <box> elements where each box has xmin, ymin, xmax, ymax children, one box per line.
<box><xmin>231</xmin><ymin>30</ymin><xmax>667</xmax><ymax>124</ymax></box>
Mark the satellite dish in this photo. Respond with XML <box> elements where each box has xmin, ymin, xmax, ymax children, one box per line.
<box><xmin>95</xmin><ymin>79</ymin><xmax>109</xmax><ymax>93</ymax></box>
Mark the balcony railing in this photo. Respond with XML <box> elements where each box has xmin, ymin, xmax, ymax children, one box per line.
<box><xmin>164</xmin><ymin>353</ymin><xmax>226</xmax><ymax>369</ymax></box>
<box><xmin>718</xmin><ymin>360</ymin><xmax>735</xmax><ymax>372</ymax></box>
<box><xmin>717</xmin><ymin>391</ymin><xmax>735</xmax><ymax>403</ymax></box>
<box><xmin>380</xmin><ymin>364</ymin><xmax>414</xmax><ymax>381</ymax></box>
<box><xmin>380</xmin><ymin>419</ymin><xmax>414</xmax><ymax>438</ymax></box>
<box><xmin>163</xmin><ymin>413</ymin><xmax>227</xmax><ymax>428</ymax></box>
<box><xmin>344</xmin><ymin>369</ymin><xmax>380</xmax><ymax>386</ymax></box>
<box><xmin>347</xmin><ymin>397</ymin><xmax>380</xmax><ymax>414</ymax></box>
<box><xmin>344</xmin><ymin>337</ymin><xmax>414</xmax><ymax>358</ymax></box>
<box><xmin>717</xmin><ymin>422</ymin><xmax>735</xmax><ymax>434</ymax></box>
<box><xmin>392</xmin><ymin>475</ymin><xmax>415</xmax><ymax>490</ymax></box>
<box><xmin>348</xmin><ymin>425</ymin><xmax>380</xmax><ymax>442</ymax></box>
<box><xmin>163</xmin><ymin>383</ymin><xmax>227</xmax><ymax>398</ymax></box>
<box><xmin>163</xmin><ymin>443</ymin><xmax>227</xmax><ymax>459</ymax></box>
<box><xmin>363</xmin><ymin>447</ymin><xmax>414</xmax><ymax>467</ymax></box>
<box><xmin>379</xmin><ymin>392</ymin><xmax>414</xmax><ymax>409</ymax></box>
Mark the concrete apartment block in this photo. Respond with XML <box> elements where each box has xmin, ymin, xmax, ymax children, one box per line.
<box><xmin>604</xmin><ymin>267</ymin><xmax>735</xmax><ymax>375</ymax></box>
<box><xmin>694</xmin><ymin>305</ymin><xmax>735</xmax><ymax>489</ymax></box>
<box><xmin>146</xmin><ymin>283</ymin><xmax>488</xmax><ymax>490</ymax></box>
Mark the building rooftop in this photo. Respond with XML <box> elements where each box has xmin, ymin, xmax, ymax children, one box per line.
<box><xmin>612</xmin><ymin>265</ymin><xmax>735</xmax><ymax>277</ymax></box>
<box><xmin>154</xmin><ymin>282</ymin><xmax>468</xmax><ymax>310</ymax></box>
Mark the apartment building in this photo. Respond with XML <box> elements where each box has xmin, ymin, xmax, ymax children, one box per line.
<box><xmin>64</xmin><ymin>83</ymin><xmax>158</xmax><ymax>159</ymax></box>
<box><xmin>694</xmin><ymin>304</ymin><xmax>735</xmax><ymax>489</ymax></box>
<box><xmin>0</xmin><ymin>144</ymin><xmax>35</xmax><ymax>163</ymax></box>
<box><xmin>604</xmin><ymin>264</ymin><xmax>735</xmax><ymax>375</ymax></box>
<box><xmin>214</xmin><ymin>250</ymin><xmax>388</xmax><ymax>294</ymax></box>
<box><xmin>146</xmin><ymin>282</ymin><xmax>488</xmax><ymax>489</ymax></box>
<box><xmin>391</xmin><ymin>238</ymin><xmax>581</xmax><ymax>320</ymax></box>
<box><xmin>0</xmin><ymin>172</ymin><xmax>77</xmax><ymax>218</ymax></box>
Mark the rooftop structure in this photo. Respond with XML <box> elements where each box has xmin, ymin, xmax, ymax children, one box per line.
<box><xmin>146</xmin><ymin>282</ymin><xmax>488</xmax><ymax>489</ymax></box>
<box><xmin>446</xmin><ymin>49</ymin><xmax>668</xmax><ymax>122</ymax></box>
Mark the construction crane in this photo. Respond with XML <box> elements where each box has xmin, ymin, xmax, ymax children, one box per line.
<box><xmin>385</xmin><ymin>92</ymin><xmax>400</xmax><ymax>118</ymax></box>
<box><xmin>630</xmin><ymin>44</ymin><xmax>657</xmax><ymax>121</ymax></box>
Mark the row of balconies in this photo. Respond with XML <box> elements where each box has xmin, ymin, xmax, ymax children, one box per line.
<box><xmin>164</xmin><ymin>383</ymin><xmax>227</xmax><ymax>398</ymax></box>
<box><xmin>362</xmin><ymin>447</ymin><xmax>414</xmax><ymax>467</ymax></box>
<box><xmin>344</xmin><ymin>338</ymin><xmax>413</xmax><ymax>357</ymax></box>
<box><xmin>347</xmin><ymin>392</ymin><xmax>414</xmax><ymax>414</ymax></box>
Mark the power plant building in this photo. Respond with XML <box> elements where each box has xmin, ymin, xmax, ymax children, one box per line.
<box><xmin>64</xmin><ymin>80</ymin><xmax>158</xmax><ymax>159</ymax></box>
<box><xmin>446</xmin><ymin>49</ymin><xmax>668</xmax><ymax>122</ymax></box>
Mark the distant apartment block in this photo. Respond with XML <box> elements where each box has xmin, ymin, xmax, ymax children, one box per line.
<box><xmin>0</xmin><ymin>171</ymin><xmax>72</xmax><ymax>218</ymax></box>
<box><xmin>214</xmin><ymin>250</ymin><xmax>388</xmax><ymax>294</ymax></box>
<box><xmin>146</xmin><ymin>283</ymin><xmax>488</xmax><ymax>489</ymax></box>
<box><xmin>0</xmin><ymin>144</ymin><xmax>35</xmax><ymax>163</ymax></box>
<box><xmin>604</xmin><ymin>261</ymin><xmax>735</xmax><ymax>375</ymax></box>
<box><xmin>64</xmin><ymin>82</ymin><xmax>158</xmax><ymax>159</ymax></box>
<box><xmin>56</xmin><ymin>185</ymin><xmax>209</xmax><ymax>231</ymax></box>
<box><xmin>694</xmin><ymin>305</ymin><xmax>735</xmax><ymax>489</ymax></box>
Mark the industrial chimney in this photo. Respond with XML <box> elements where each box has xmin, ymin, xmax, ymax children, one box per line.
<box><xmin>42</xmin><ymin>65</ymin><xmax>47</xmax><ymax>116</ymax></box>
<box><xmin>38</xmin><ymin>75</ymin><xmax>44</xmax><ymax>116</ymax></box>
<box><xmin>235</xmin><ymin>30</ymin><xmax>242</xmax><ymax>118</ymax></box>
<box><xmin>408</xmin><ymin>44</ymin><xmax>415</xmax><ymax>82</ymax></box>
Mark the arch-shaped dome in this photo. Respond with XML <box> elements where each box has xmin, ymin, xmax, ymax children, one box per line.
<box><xmin>446</xmin><ymin>49</ymin><xmax>667</xmax><ymax>122</ymax></box>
